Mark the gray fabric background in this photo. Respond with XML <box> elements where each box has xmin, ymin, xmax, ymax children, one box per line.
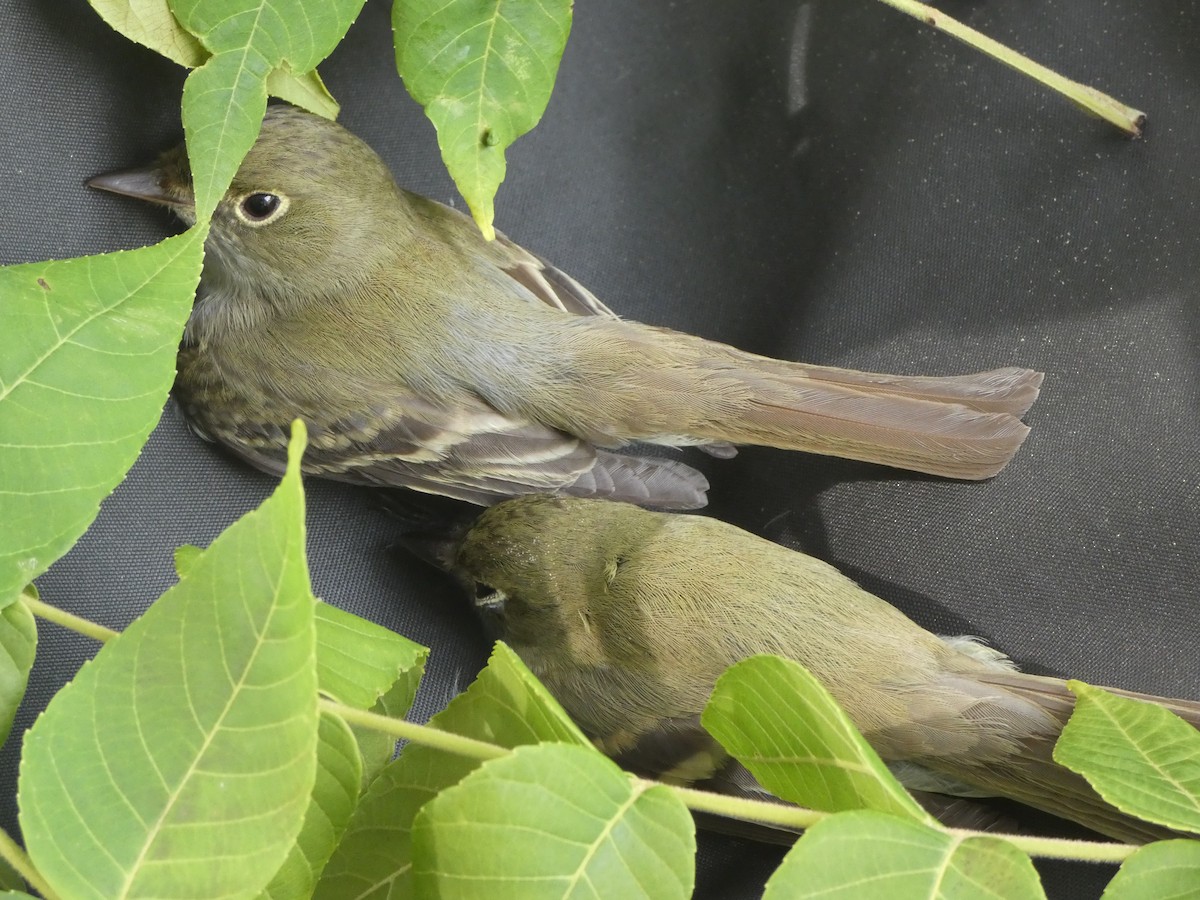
<box><xmin>3</xmin><ymin>1</ymin><xmax>1198</xmax><ymax>896</ymax></box>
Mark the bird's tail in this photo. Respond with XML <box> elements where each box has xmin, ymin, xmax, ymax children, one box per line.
<box><xmin>980</xmin><ymin>669</ymin><xmax>1200</xmax><ymax>732</ymax></box>
<box><xmin>571</xmin><ymin>321</ymin><xmax>1046</xmax><ymax>480</ymax></box>
<box><xmin>686</xmin><ymin>358</ymin><xmax>1044</xmax><ymax>481</ymax></box>
<box><xmin>938</xmin><ymin>670</ymin><xmax>1200</xmax><ymax>843</ymax></box>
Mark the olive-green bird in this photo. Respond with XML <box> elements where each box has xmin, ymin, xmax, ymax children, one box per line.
<box><xmin>425</xmin><ymin>495</ymin><xmax>1200</xmax><ymax>843</ymax></box>
<box><xmin>90</xmin><ymin>104</ymin><xmax>1042</xmax><ymax>508</ymax></box>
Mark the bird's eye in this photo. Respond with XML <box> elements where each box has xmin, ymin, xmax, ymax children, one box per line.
<box><xmin>235</xmin><ymin>192</ymin><xmax>287</xmax><ymax>225</ymax></box>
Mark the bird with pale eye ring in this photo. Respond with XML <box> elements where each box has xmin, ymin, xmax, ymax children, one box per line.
<box><xmin>88</xmin><ymin>104</ymin><xmax>1044</xmax><ymax>508</ymax></box>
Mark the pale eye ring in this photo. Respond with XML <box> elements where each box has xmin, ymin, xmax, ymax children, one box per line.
<box><xmin>235</xmin><ymin>191</ymin><xmax>288</xmax><ymax>225</ymax></box>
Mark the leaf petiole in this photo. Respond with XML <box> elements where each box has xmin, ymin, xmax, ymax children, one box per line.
<box><xmin>319</xmin><ymin>698</ymin><xmax>507</xmax><ymax>762</ymax></box>
<box><xmin>23</xmin><ymin>594</ymin><xmax>117</xmax><ymax>643</ymax></box>
<box><xmin>0</xmin><ymin>824</ymin><xmax>59</xmax><ymax>900</ymax></box>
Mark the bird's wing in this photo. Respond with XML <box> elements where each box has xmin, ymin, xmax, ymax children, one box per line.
<box><xmin>410</xmin><ymin>192</ymin><xmax>621</xmax><ymax>317</ymax></box>
<box><xmin>407</xmin><ymin>194</ymin><xmax>737</xmax><ymax>459</ymax></box>
<box><xmin>495</xmin><ymin>234</ymin><xmax>623</xmax><ymax>318</ymax></box>
<box><xmin>201</xmin><ymin>386</ymin><xmax>708</xmax><ymax>508</ymax></box>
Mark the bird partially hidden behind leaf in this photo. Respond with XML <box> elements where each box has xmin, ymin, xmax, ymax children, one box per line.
<box><xmin>89</xmin><ymin>105</ymin><xmax>1042</xmax><ymax>509</ymax></box>
<box><xmin>404</xmin><ymin>495</ymin><xmax>1200</xmax><ymax>843</ymax></box>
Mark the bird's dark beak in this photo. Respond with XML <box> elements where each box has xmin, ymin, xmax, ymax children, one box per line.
<box><xmin>87</xmin><ymin>164</ymin><xmax>191</xmax><ymax>210</ymax></box>
<box><xmin>395</xmin><ymin>530</ymin><xmax>462</xmax><ymax>572</ymax></box>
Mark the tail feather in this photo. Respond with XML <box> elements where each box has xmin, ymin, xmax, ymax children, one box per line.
<box><xmin>596</xmin><ymin>326</ymin><xmax>1044</xmax><ymax>481</ymax></box>
<box><xmin>729</xmin><ymin>379</ymin><xmax>1034</xmax><ymax>480</ymax></box>
<box><xmin>980</xmin><ymin>670</ymin><xmax>1200</xmax><ymax>730</ymax></box>
<box><xmin>746</xmin><ymin>363</ymin><xmax>1044</xmax><ymax>418</ymax></box>
<box><xmin>929</xmin><ymin>669</ymin><xmax>1200</xmax><ymax>843</ymax></box>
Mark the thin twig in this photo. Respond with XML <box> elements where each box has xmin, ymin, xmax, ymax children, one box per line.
<box><xmin>876</xmin><ymin>0</ymin><xmax>1146</xmax><ymax>136</ymax></box>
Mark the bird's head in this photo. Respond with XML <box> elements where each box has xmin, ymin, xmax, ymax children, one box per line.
<box><xmin>89</xmin><ymin>104</ymin><xmax>406</xmax><ymax>335</ymax></box>
<box><xmin>408</xmin><ymin>496</ymin><xmax>663</xmax><ymax>675</ymax></box>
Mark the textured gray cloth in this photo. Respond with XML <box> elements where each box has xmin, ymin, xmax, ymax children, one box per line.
<box><xmin>3</xmin><ymin>1</ymin><xmax>1198</xmax><ymax>897</ymax></box>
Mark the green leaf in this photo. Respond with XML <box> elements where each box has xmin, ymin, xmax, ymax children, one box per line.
<box><xmin>315</xmin><ymin>601</ymin><xmax>427</xmax><ymax>711</ymax></box>
<box><xmin>87</xmin><ymin>1</ymin><xmax>338</xmax><ymax>117</ymax></box>
<box><xmin>354</xmin><ymin>667</ymin><xmax>427</xmax><ymax>793</ymax></box>
<box><xmin>169</xmin><ymin>0</ymin><xmax>367</xmax><ymax>219</ymax></box>
<box><xmin>763</xmin><ymin>810</ymin><xmax>1045</xmax><ymax>900</ymax></box>
<box><xmin>89</xmin><ymin>0</ymin><xmax>207</xmax><ymax>65</ymax></box>
<box><xmin>260</xmin><ymin>710</ymin><xmax>362</xmax><ymax>899</ymax></box>
<box><xmin>18</xmin><ymin>423</ymin><xmax>318</xmax><ymax>899</ymax></box>
<box><xmin>702</xmin><ymin>654</ymin><xmax>934</xmax><ymax>825</ymax></box>
<box><xmin>315</xmin><ymin>642</ymin><xmax>589</xmax><ymax>898</ymax></box>
<box><xmin>412</xmin><ymin>743</ymin><xmax>695</xmax><ymax>899</ymax></box>
<box><xmin>1056</xmin><ymin>681</ymin><xmax>1200</xmax><ymax>834</ymax></box>
<box><xmin>177</xmin><ymin>49</ymin><xmax>273</xmax><ymax>222</ymax></box>
<box><xmin>266</xmin><ymin>65</ymin><xmax>340</xmax><ymax>119</ymax></box>
<box><xmin>0</xmin><ymin>592</ymin><xmax>36</xmax><ymax>749</ymax></box>
<box><xmin>1102</xmin><ymin>840</ymin><xmax>1200</xmax><ymax>900</ymax></box>
<box><xmin>314</xmin><ymin>600</ymin><xmax>428</xmax><ymax>787</ymax></box>
<box><xmin>173</xmin><ymin>542</ymin><xmax>202</xmax><ymax>577</ymax></box>
<box><xmin>0</xmin><ymin>229</ymin><xmax>206</xmax><ymax>609</ymax></box>
<box><xmin>393</xmin><ymin>0</ymin><xmax>573</xmax><ymax>239</ymax></box>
